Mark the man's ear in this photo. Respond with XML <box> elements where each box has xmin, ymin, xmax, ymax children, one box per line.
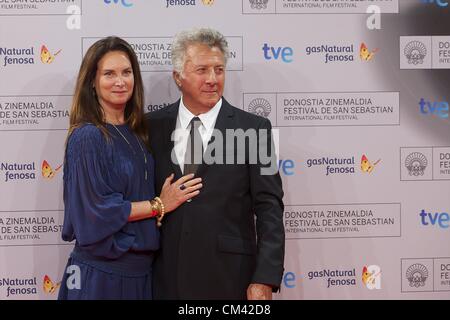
<box><xmin>173</xmin><ymin>71</ymin><xmax>182</xmax><ymax>88</ymax></box>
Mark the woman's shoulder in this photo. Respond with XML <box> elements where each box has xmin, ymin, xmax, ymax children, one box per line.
<box><xmin>70</xmin><ymin>123</ymin><xmax>103</xmax><ymax>139</ymax></box>
<box><xmin>67</xmin><ymin>123</ymin><xmax>107</xmax><ymax>153</ymax></box>
<box><xmin>69</xmin><ymin>123</ymin><xmax>107</xmax><ymax>142</ymax></box>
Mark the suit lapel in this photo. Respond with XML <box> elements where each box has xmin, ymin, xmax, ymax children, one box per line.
<box><xmin>164</xmin><ymin>101</ymin><xmax>183</xmax><ymax>178</ymax></box>
<box><xmin>196</xmin><ymin>98</ymin><xmax>235</xmax><ymax>177</ymax></box>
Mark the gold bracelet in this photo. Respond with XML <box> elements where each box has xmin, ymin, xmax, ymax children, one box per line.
<box><xmin>148</xmin><ymin>199</ymin><xmax>160</xmax><ymax>218</ymax></box>
<box><xmin>154</xmin><ymin>197</ymin><xmax>165</xmax><ymax>216</ymax></box>
<box><xmin>154</xmin><ymin>196</ymin><xmax>166</xmax><ymax>227</ymax></box>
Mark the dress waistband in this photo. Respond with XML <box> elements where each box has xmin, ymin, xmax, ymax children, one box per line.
<box><xmin>70</xmin><ymin>246</ymin><xmax>154</xmax><ymax>277</ymax></box>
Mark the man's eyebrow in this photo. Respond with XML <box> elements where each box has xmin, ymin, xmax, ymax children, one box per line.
<box><xmin>193</xmin><ymin>63</ymin><xmax>225</xmax><ymax>67</ymax></box>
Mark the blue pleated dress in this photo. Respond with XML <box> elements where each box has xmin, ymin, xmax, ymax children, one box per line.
<box><xmin>58</xmin><ymin>123</ymin><xmax>159</xmax><ymax>300</ymax></box>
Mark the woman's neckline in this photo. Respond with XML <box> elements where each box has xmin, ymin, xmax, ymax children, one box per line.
<box><xmin>105</xmin><ymin>122</ymin><xmax>127</xmax><ymax>127</ymax></box>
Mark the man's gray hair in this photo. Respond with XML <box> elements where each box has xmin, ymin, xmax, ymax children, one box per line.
<box><xmin>171</xmin><ymin>27</ymin><xmax>229</xmax><ymax>74</ymax></box>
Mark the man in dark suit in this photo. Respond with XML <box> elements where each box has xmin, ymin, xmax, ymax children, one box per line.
<box><xmin>146</xmin><ymin>28</ymin><xmax>285</xmax><ymax>300</ymax></box>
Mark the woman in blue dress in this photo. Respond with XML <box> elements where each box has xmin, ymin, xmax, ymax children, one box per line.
<box><xmin>58</xmin><ymin>36</ymin><xmax>202</xmax><ymax>300</ymax></box>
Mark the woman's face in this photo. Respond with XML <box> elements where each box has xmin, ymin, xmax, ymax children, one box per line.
<box><xmin>94</xmin><ymin>50</ymin><xmax>134</xmax><ymax>112</ymax></box>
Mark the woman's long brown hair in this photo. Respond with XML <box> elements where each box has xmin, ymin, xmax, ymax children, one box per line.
<box><xmin>67</xmin><ymin>36</ymin><xmax>149</xmax><ymax>149</ymax></box>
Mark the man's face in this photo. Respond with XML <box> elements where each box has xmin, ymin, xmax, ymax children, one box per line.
<box><xmin>175</xmin><ymin>43</ymin><xmax>225</xmax><ymax>113</ymax></box>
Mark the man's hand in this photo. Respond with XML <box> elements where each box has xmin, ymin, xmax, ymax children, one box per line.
<box><xmin>246</xmin><ymin>283</ymin><xmax>272</xmax><ymax>300</ymax></box>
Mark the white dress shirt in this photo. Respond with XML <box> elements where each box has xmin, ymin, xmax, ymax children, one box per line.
<box><xmin>173</xmin><ymin>97</ymin><xmax>222</xmax><ymax>173</ymax></box>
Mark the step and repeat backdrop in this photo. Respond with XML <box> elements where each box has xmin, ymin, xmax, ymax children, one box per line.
<box><xmin>0</xmin><ymin>0</ymin><xmax>449</xmax><ymax>300</ymax></box>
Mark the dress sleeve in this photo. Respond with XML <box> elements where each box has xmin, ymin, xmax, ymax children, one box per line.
<box><xmin>61</xmin><ymin>125</ymin><xmax>134</xmax><ymax>258</ymax></box>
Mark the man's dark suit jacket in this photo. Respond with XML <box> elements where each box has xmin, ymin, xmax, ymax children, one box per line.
<box><xmin>146</xmin><ymin>98</ymin><xmax>285</xmax><ymax>300</ymax></box>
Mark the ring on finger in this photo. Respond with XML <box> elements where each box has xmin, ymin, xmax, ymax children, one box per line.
<box><xmin>179</xmin><ymin>184</ymin><xmax>186</xmax><ymax>191</ymax></box>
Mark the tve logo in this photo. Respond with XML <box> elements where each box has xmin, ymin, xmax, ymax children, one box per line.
<box><xmin>104</xmin><ymin>0</ymin><xmax>133</xmax><ymax>7</ymax></box>
<box><xmin>420</xmin><ymin>209</ymin><xmax>450</xmax><ymax>229</ymax></box>
<box><xmin>278</xmin><ymin>159</ymin><xmax>295</xmax><ymax>176</ymax></box>
<box><xmin>420</xmin><ymin>0</ymin><xmax>448</xmax><ymax>7</ymax></box>
<box><xmin>282</xmin><ymin>271</ymin><xmax>297</xmax><ymax>288</ymax></box>
<box><xmin>262</xmin><ymin>43</ymin><xmax>293</xmax><ymax>63</ymax></box>
<box><xmin>419</xmin><ymin>98</ymin><xmax>449</xmax><ymax>119</ymax></box>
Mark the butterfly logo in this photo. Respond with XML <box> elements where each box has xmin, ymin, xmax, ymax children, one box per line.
<box><xmin>202</xmin><ymin>0</ymin><xmax>214</xmax><ymax>5</ymax></box>
<box><xmin>40</xmin><ymin>45</ymin><xmax>62</xmax><ymax>64</ymax></box>
<box><xmin>362</xmin><ymin>266</ymin><xmax>381</xmax><ymax>290</ymax></box>
<box><xmin>43</xmin><ymin>275</ymin><xmax>61</xmax><ymax>294</ymax></box>
<box><xmin>42</xmin><ymin>160</ymin><xmax>62</xmax><ymax>180</ymax></box>
<box><xmin>360</xmin><ymin>43</ymin><xmax>378</xmax><ymax>62</ymax></box>
<box><xmin>361</xmin><ymin>154</ymin><xmax>381</xmax><ymax>173</ymax></box>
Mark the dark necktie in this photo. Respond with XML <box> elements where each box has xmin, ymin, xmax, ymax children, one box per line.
<box><xmin>183</xmin><ymin>117</ymin><xmax>203</xmax><ymax>175</ymax></box>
